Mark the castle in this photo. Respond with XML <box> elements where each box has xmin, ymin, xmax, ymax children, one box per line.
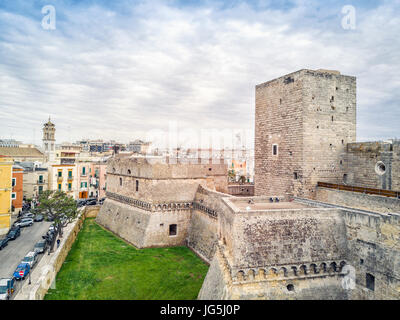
<box><xmin>96</xmin><ymin>69</ymin><xmax>400</xmax><ymax>300</ymax></box>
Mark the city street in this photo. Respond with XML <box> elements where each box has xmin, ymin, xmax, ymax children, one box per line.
<box><xmin>0</xmin><ymin>221</ymin><xmax>52</xmax><ymax>279</ymax></box>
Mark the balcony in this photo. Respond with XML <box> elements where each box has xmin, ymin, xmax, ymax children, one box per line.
<box><xmin>57</xmin><ymin>176</ymin><xmax>63</xmax><ymax>182</ymax></box>
<box><xmin>67</xmin><ymin>176</ymin><xmax>74</xmax><ymax>181</ymax></box>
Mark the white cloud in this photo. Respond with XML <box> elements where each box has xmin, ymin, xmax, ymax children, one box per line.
<box><xmin>0</xmin><ymin>0</ymin><xmax>399</xmax><ymax>147</ymax></box>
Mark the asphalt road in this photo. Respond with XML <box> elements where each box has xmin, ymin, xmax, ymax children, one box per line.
<box><xmin>0</xmin><ymin>220</ymin><xmax>52</xmax><ymax>279</ymax></box>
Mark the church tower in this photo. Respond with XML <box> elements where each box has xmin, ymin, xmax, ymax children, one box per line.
<box><xmin>43</xmin><ymin>117</ymin><xmax>56</xmax><ymax>163</ymax></box>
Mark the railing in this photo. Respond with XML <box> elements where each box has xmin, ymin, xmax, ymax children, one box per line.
<box><xmin>37</xmin><ymin>180</ymin><xmax>46</xmax><ymax>184</ymax></box>
<box><xmin>317</xmin><ymin>182</ymin><xmax>400</xmax><ymax>199</ymax></box>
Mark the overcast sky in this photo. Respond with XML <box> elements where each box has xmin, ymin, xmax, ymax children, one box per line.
<box><xmin>0</xmin><ymin>0</ymin><xmax>399</xmax><ymax>148</ymax></box>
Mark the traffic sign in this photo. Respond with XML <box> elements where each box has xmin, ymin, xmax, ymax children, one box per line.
<box><xmin>19</xmin><ymin>270</ymin><xmax>24</xmax><ymax>277</ymax></box>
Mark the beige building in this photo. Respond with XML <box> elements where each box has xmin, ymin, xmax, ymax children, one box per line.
<box><xmin>48</xmin><ymin>164</ymin><xmax>77</xmax><ymax>199</ymax></box>
<box><xmin>17</xmin><ymin>162</ymin><xmax>48</xmax><ymax>201</ymax></box>
<box><xmin>0</xmin><ymin>146</ymin><xmax>45</xmax><ymax>163</ymax></box>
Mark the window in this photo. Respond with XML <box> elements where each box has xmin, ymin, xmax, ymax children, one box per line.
<box><xmin>68</xmin><ymin>170</ymin><xmax>73</xmax><ymax>178</ymax></box>
<box><xmin>366</xmin><ymin>273</ymin><xmax>375</xmax><ymax>291</ymax></box>
<box><xmin>11</xmin><ymin>192</ymin><xmax>16</xmax><ymax>199</ymax></box>
<box><xmin>287</xmin><ymin>284</ymin><xmax>294</xmax><ymax>292</ymax></box>
<box><xmin>68</xmin><ymin>183</ymin><xmax>72</xmax><ymax>191</ymax></box>
<box><xmin>120</xmin><ymin>178</ymin><xmax>123</xmax><ymax>186</ymax></box>
<box><xmin>294</xmin><ymin>172</ymin><xmax>298</xmax><ymax>180</ymax></box>
<box><xmin>169</xmin><ymin>224</ymin><xmax>177</xmax><ymax>236</ymax></box>
<box><xmin>127</xmin><ymin>169</ymin><xmax>131</xmax><ymax>175</ymax></box>
<box><xmin>12</xmin><ymin>178</ymin><xmax>16</xmax><ymax>187</ymax></box>
<box><xmin>38</xmin><ymin>175</ymin><xmax>43</xmax><ymax>183</ymax></box>
<box><xmin>136</xmin><ymin>180</ymin><xmax>139</xmax><ymax>192</ymax></box>
<box><xmin>58</xmin><ymin>171</ymin><xmax>62</xmax><ymax>177</ymax></box>
<box><xmin>82</xmin><ymin>167</ymin><xmax>86</xmax><ymax>175</ymax></box>
<box><xmin>343</xmin><ymin>174</ymin><xmax>348</xmax><ymax>183</ymax></box>
<box><xmin>58</xmin><ymin>184</ymin><xmax>62</xmax><ymax>191</ymax></box>
<box><xmin>39</xmin><ymin>186</ymin><xmax>43</xmax><ymax>194</ymax></box>
<box><xmin>272</xmin><ymin>144</ymin><xmax>278</xmax><ymax>156</ymax></box>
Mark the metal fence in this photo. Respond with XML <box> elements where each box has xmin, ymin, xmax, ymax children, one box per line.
<box><xmin>317</xmin><ymin>182</ymin><xmax>400</xmax><ymax>199</ymax></box>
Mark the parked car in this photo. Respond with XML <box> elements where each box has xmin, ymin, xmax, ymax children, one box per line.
<box><xmin>34</xmin><ymin>240</ymin><xmax>48</xmax><ymax>254</ymax></box>
<box><xmin>77</xmin><ymin>200</ymin><xmax>86</xmax><ymax>207</ymax></box>
<box><xmin>34</xmin><ymin>214</ymin><xmax>44</xmax><ymax>222</ymax></box>
<box><xmin>86</xmin><ymin>199</ymin><xmax>97</xmax><ymax>206</ymax></box>
<box><xmin>0</xmin><ymin>278</ymin><xmax>15</xmax><ymax>300</ymax></box>
<box><xmin>22</xmin><ymin>212</ymin><xmax>35</xmax><ymax>219</ymax></box>
<box><xmin>13</xmin><ymin>263</ymin><xmax>30</xmax><ymax>280</ymax></box>
<box><xmin>7</xmin><ymin>228</ymin><xmax>20</xmax><ymax>240</ymax></box>
<box><xmin>0</xmin><ymin>237</ymin><xmax>9</xmax><ymax>250</ymax></box>
<box><xmin>21</xmin><ymin>251</ymin><xmax>39</xmax><ymax>268</ymax></box>
<box><xmin>14</xmin><ymin>218</ymin><xmax>33</xmax><ymax>228</ymax></box>
<box><xmin>45</xmin><ymin>214</ymin><xmax>55</xmax><ymax>222</ymax></box>
<box><xmin>98</xmin><ymin>198</ymin><xmax>105</xmax><ymax>205</ymax></box>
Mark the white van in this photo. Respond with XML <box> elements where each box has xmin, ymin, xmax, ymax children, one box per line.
<box><xmin>21</xmin><ymin>251</ymin><xmax>38</xmax><ymax>268</ymax></box>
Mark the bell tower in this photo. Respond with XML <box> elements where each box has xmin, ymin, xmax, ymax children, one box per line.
<box><xmin>43</xmin><ymin>116</ymin><xmax>56</xmax><ymax>163</ymax></box>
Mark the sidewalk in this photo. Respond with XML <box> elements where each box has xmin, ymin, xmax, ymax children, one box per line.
<box><xmin>14</xmin><ymin>214</ymin><xmax>81</xmax><ymax>300</ymax></box>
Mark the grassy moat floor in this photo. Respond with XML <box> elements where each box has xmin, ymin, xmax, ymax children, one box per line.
<box><xmin>44</xmin><ymin>218</ymin><xmax>209</xmax><ymax>300</ymax></box>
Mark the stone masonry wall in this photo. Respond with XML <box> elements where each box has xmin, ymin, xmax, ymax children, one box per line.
<box><xmin>187</xmin><ymin>186</ymin><xmax>232</xmax><ymax>262</ymax></box>
<box><xmin>230</xmin><ymin>208</ymin><xmax>348</xmax><ymax>270</ymax></box>
<box><xmin>316</xmin><ymin>187</ymin><xmax>400</xmax><ymax>213</ymax></box>
<box><xmin>255</xmin><ymin>69</ymin><xmax>356</xmax><ymax>199</ymax></box>
<box><xmin>340</xmin><ymin>209</ymin><xmax>400</xmax><ymax>299</ymax></box>
<box><xmin>345</xmin><ymin>141</ymin><xmax>400</xmax><ymax>191</ymax></box>
<box><xmin>96</xmin><ymin>198</ymin><xmax>191</xmax><ymax>248</ymax></box>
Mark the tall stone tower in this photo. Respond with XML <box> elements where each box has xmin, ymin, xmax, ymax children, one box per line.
<box><xmin>255</xmin><ymin>69</ymin><xmax>356</xmax><ymax>199</ymax></box>
<box><xmin>43</xmin><ymin>117</ymin><xmax>56</xmax><ymax>163</ymax></box>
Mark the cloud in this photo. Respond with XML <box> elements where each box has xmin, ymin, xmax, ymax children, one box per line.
<box><xmin>0</xmin><ymin>0</ymin><xmax>399</xmax><ymax>147</ymax></box>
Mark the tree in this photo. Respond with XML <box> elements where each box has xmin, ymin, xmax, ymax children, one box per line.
<box><xmin>228</xmin><ymin>169</ymin><xmax>236</xmax><ymax>183</ymax></box>
<box><xmin>32</xmin><ymin>190</ymin><xmax>78</xmax><ymax>253</ymax></box>
<box><xmin>238</xmin><ymin>175</ymin><xmax>246</xmax><ymax>185</ymax></box>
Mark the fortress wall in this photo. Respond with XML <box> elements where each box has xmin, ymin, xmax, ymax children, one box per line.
<box><xmin>228</xmin><ymin>274</ymin><xmax>348</xmax><ymax>300</ymax></box>
<box><xmin>96</xmin><ymin>199</ymin><xmax>191</xmax><ymax>248</ymax></box>
<box><xmin>107</xmin><ymin>174</ymin><xmax>208</xmax><ymax>202</ymax></box>
<box><xmin>230</xmin><ymin>208</ymin><xmax>348</xmax><ymax>269</ymax></box>
<box><xmin>340</xmin><ymin>209</ymin><xmax>400</xmax><ymax>299</ymax></box>
<box><xmin>316</xmin><ymin>187</ymin><xmax>400</xmax><ymax>213</ymax></box>
<box><xmin>345</xmin><ymin>141</ymin><xmax>400</xmax><ymax>190</ymax></box>
<box><xmin>197</xmin><ymin>248</ymin><xmax>232</xmax><ymax>300</ymax></box>
<box><xmin>187</xmin><ymin>186</ymin><xmax>232</xmax><ymax>262</ymax></box>
<box><xmin>96</xmin><ymin>199</ymin><xmax>151</xmax><ymax>248</ymax></box>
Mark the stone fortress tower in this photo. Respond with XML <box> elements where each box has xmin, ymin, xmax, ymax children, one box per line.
<box><xmin>42</xmin><ymin>117</ymin><xmax>56</xmax><ymax>163</ymax></box>
<box><xmin>255</xmin><ymin>69</ymin><xmax>356</xmax><ymax>199</ymax></box>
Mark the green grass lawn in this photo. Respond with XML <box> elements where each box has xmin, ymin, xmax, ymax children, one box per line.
<box><xmin>44</xmin><ymin>218</ymin><xmax>209</xmax><ymax>300</ymax></box>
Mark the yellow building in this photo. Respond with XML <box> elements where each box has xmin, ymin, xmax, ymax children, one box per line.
<box><xmin>0</xmin><ymin>156</ymin><xmax>13</xmax><ymax>236</ymax></box>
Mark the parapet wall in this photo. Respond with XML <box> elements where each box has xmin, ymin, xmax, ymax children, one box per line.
<box><xmin>230</xmin><ymin>208</ymin><xmax>348</xmax><ymax>270</ymax></box>
<box><xmin>187</xmin><ymin>186</ymin><xmax>232</xmax><ymax>262</ymax></box>
<box><xmin>316</xmin><ymin>186</ymin><xmax>400</xmax><ymax>213</ymax></box>
<box><xmin>340</xmin><ymin>208</ymin><xmax>400</xmax><ymax>299</ymax></box>
<box><xmin>96</xmin><ymin>198</ymin><xmax>191</xmax><ymax>248</ymax></box>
